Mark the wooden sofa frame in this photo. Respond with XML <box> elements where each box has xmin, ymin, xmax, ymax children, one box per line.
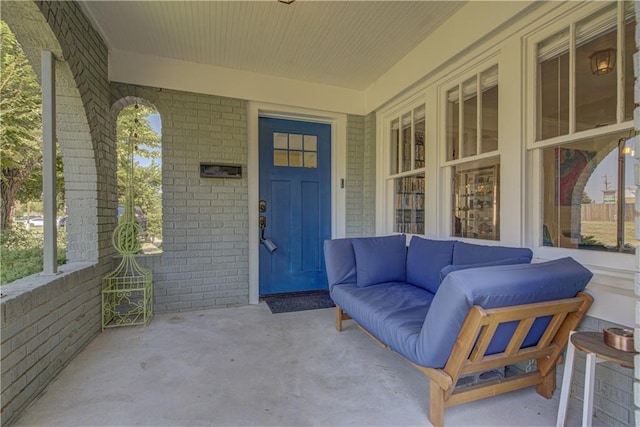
<box><xmin>335</xmin><ymin>291</ymin><xmax>593</xmax><ymax>426</ymax></box>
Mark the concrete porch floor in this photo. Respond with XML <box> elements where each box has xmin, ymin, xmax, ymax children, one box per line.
<box><xmin>14</xmin><ymin>303</ymin><xmax>592</xmax><ymax>427</ymax></box>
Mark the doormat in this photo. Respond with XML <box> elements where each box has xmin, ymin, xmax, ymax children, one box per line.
<box><xmin>264</xmin><ymin>290</ymin><xmax>335</xmax><ymax>314</ymax></box>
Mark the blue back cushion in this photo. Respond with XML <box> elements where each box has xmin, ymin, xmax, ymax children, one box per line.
<box><xmin>439</xmin><ymin>257</ymin><xmax>531</xmax><ymax>283</ymax></box>
<box><xmin>416</xmin><ymin>257</ymin><xmax>592</xmax><ymax>368</ymax></box>
<box><xmin>452</xmin><ymin>242</ymin><xmax>533</xmax><ymax>265</ymax></box>
<box><xmin>352</xmin><ymin>235</ymin><xmax>407</xmax><ymax>287</ymax></box>
<box><xmin>323</xmin><ymin>238</ymin><xmax>357</xmax><ymax>289</ymax></box>
<box><xmin>406</xmin><ymin>237</ymin><xmax>455</xmax><ymax>293</ymax></box>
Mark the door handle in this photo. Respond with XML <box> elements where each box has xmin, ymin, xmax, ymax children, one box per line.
<box><xmin>259</xmin><ymin>216</ymin><xmax>277</xmax><ymax>253</ymax></box>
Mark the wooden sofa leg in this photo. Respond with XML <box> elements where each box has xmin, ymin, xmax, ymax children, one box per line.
<box><xmin>429</xmin><ymin>381</ymin><xmax>445</xmax><ymax>427</ymax></box>
<box><xmin>336</xmin><ymin>306</ymin><xmax>344</xmax><ymax>332</ymax></box>
<box><xmin>536</xmin><ymin>367</ymin><xmax>556</xmax><ymax>399</ymax></box>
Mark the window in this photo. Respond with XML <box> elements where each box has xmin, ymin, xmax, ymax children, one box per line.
<box><xmin>273</xmin><ymin>133</ymin><xmax>318</xmax><ymax>168</ymax></box>
<box><xmin>446</xmin><ymin>65</ymin><xmax>499</xmax><ymax>161</ymax></box>
<box><xmin>542</xmin><ymin>131</ymin><xmax>637</xmax><ymax>253</ymax></box>
<box><xmin>116</xmin><ymin>103</ymin><xmax>162</xmax><ymax>254</ymax></box>
<box><xmin>536</xmin><ymin>1</ymin><xmax>636</xmax><ymax>253</ymax></box>
<box><xmin>452</xmin><ymin>157</ymin><xmax>500</xmax><ymax>240</ymax></box>
<box><xmin>537</xmin><ymin>3</ymin><xmax>634</xmax><ymax>139</ymax></box>
<box><xmin>388</xmin><ymin>104</ymin><xmax>425</xmax><ymax>234</ymax></box>
<box><xmin>446</xmin><ymin>65</ymin><xmax>500</xmax><ymax>241</ymax></box>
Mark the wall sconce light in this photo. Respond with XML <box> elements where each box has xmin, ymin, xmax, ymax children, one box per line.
<box><xmin>622</xmin><ymin>146</ymin><xmax>635</xmax><ymax>157</ymax></box>
<box><xmin>278</xmin><ymin>0</ymin><xmax>295</xmax><ymax>4</ymax></box>
<box><xmin>589</xmin><ymin>48</ymin><xmax>616</xmax><ymax>75</ymax></box>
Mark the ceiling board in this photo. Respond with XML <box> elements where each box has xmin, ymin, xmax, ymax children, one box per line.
<box><xmin>80</xmin><ymin>1</ymin><xmax>466</xmax><ymax>90</ymax></box>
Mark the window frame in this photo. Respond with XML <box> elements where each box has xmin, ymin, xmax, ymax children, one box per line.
<box><xmin>525</xmin><ymin>0</ymin><xmax>636</xmax><ymax>275</ymax></box>
<box><xmin>378</xmin><ymin>95</ymin><xmax>427</xmax><ymax>235</ymax></box>
<box><xmin>441</xmin><ymin>63</ymin><xmax>501</xmax><ymax>241</ymax></box>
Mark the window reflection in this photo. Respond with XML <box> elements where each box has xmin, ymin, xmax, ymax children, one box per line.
<box><xmin>542</xmin><ymin>130</ymin><xmax>637</xmax><ymax>253</ymax></box>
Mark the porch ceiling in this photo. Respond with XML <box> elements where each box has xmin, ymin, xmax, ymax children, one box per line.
<box><xmin>78</xmin><ymin>0</ymin><xmax>466</xmax><ymax>91</ymax></box>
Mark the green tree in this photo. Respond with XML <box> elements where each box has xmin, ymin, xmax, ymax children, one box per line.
<box><xmin>0</xmin><ymin>20</ymin><xmax>42</xmax><ymax>230</ymax></box>
<box><xmin>117</xmin><ymin>105</ymin><xmax>162</xmax><ymax>240</ymax></box>
<box><xmin>581</xmin><ymin>191</ymin><xmax>593</xmax><ymax>204</ymax></box>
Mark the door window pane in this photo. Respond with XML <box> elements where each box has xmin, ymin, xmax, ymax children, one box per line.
<box><xmin>289</xmin><ymin>151</ymin><xmax>303</xmax><ymax>167</ymax></box>
<box><xmin>541</xmin><ymin>129</ymin><xmax>637</xmax><ymax>253</ymax></box>
<box><xmin>289</xmin><ymin>134</ymin><xmax>303</xmax><ymax>150</ymax></box>
<box><xmin>274</xmin><ymin>150</ymin><xmax>288</xmax><ymax>166</ymax></box>
<box><xmin>303</xmin><ymin>135</ymin><xmax>317</xmax><ymax>151</ymax></box>
<box><xmin>537</xmin><ymin>29</ymin><xmax>570</xmax><ymax>140</ymax></box>
<box><xmin>304</xmin><ymin>152</ymin><xmax>317</xmax><ymax>168</ymax></box>
<box><xmin>274</xmin><ymin>132</ymin><xmax>288</xmax><ymax>149</ymax></box>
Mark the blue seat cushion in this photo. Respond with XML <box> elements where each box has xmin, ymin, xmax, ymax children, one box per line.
<box><xmin>439</xmin><ymin>257</ymin><xmax>531</xmax><ymax>283</ymax></box>
<box><xmin>416</xmin><ymin>257</ymin><xmax>592</xmax><ymax>368</ymax></box>
<box><xmin>452</xmin><ymin>241</ymin><xmax>533</xmax><ymax>265</ymax></box>
<box><xmin>406</xmin><ymin>237</ymin><xmax>455</xmax><ymax>293</ymax></box>
<box><xmin>352</xmin><ymin>234</ymin><xmax>407</xmax><ymax>287</ymax></box>
<box><xmin>330</xmin><ymin>282</ymin><xmax>435</xmax><ymax>363</ymax></box>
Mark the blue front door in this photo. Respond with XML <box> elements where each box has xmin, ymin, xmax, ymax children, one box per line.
<box><xmin>259</xmin><ymin>117</ymin><xmax>331</xmax><ymax>295</ymax></box>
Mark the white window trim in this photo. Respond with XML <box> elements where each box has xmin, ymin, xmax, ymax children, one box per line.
<box><xmin>524</xmin><ymin>1</ymin><xmax>636</xmax><ymax>306</ymax></box>
<box><xmin>376</xmin><ymin>93</ymin><xmax>427</xmax><ymax>235</ymax></box>
<box><xmin>437</xmin><ymin>57</ymin><xmax>507</xmax><ymax>244</ymax></box>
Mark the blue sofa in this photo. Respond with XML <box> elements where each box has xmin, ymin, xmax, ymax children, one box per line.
<box><xmin>324</xmin><ymin>234</ymin><xmax>593</xmax><ymax>426</ymax></box>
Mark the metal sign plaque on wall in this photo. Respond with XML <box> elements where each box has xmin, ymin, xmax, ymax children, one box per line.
<box><xmin>200</xmin><ymin>163</ymin><xmax>242</xmax><ymax>178</ymax></box>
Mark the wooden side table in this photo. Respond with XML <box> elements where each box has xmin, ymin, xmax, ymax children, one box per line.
<box><xmin>556</xmin><ymin>331</ymin><xmax>634</xmax><ymax>427</ymax></box>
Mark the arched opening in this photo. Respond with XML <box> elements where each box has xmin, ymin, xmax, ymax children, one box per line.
<box><xmin>0</xmin><ymin>20</ymin><xmax>66</xmax><ymax>283</ymax></box>
<box><xmin>112</xmin><ymin>97</ymin><xmax>163</xmax><ymax>254</ymax></box>
<box><xmin>1</xmin><ymin>5</ymin><xmax>101</xmax><ymax>282</ymax></box>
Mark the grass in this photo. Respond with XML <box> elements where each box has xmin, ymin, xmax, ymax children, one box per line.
<box><xmin>581</xmin><ymin>221</ymin><xmax>638</xmax><ymax>249</ymax></box>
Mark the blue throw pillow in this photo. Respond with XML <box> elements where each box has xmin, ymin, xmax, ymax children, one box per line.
<box><xmin>439</xmin><ymin>257</ymin><xmax>532</xmax><ymax>283</ymax></box>
<box><xmin>323</xmin><ymin>238</ymin><xmax>357</xmax><ymax>287</ymax></box>
<box><xmin>352</xmin><ymin>234</ymin><xmax>407</xmax><ymax>287</ymax></box>
<box><xmin>452</xmin><ymin>242</ymin><xmax>533</xmax><ymax>265</ymax></box>
<box><xmin>406</xmin><ymin>237</ymin><xmax>456</xmax><ymax>294</ymax></box>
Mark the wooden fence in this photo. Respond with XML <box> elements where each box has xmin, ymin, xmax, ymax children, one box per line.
<box><xmin>581</xmin><ymin>203</ymin><xmax>634</xmax><ymax>221</ymax></box>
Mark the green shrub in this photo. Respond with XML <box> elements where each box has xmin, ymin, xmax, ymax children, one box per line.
<box><xmin>1</xmin><ymin>226</ymin><xmax>41</xmax><ymax>249</ymax></box>
<box><xmin>1</xmin><ymin>227</ymin><xmax>66</xmax><ymax>285</ymax></box>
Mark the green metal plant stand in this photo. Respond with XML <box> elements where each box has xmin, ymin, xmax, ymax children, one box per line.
<box><xmin>101</xmin><ymin>249</ymin><xmax>153</xmax><ymax>329</ymax></box>
<box><xmin>102</xmin><ymin>104</ymin><xmax>153</xmax><ymax>329</ymax></box>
